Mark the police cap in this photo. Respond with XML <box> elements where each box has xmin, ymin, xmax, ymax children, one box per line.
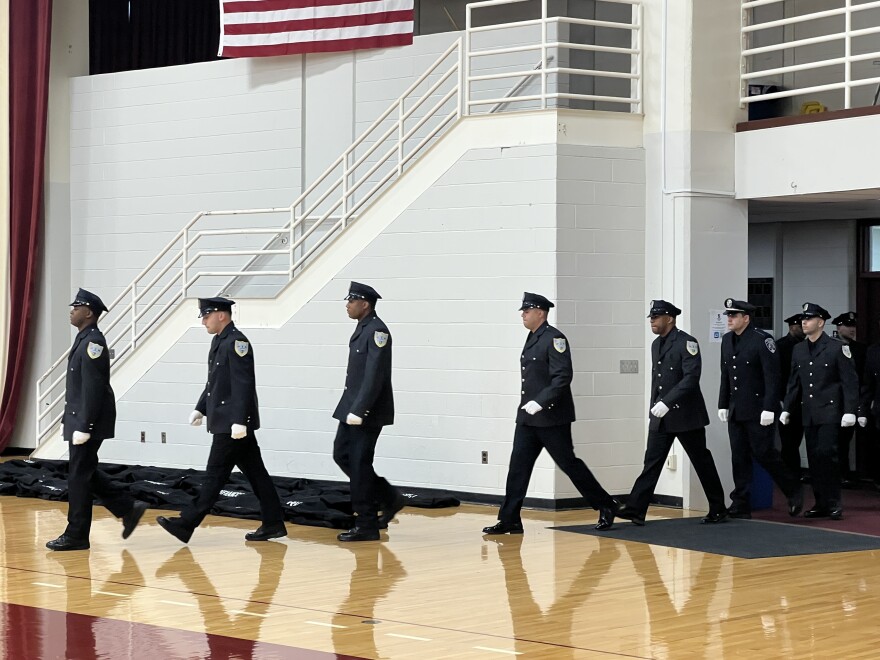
<box><xmin>198</xmin><ymin>297</ymin><xmax>234</xmax><ymax>317</ymax></box>
<box><xmin>801</xmin><ymin>302</ymin><xmax>831</xmax><ymax>320</ymax></box>
<box><xmin>345</xmin><ymin>281</ymin><xmax>381</xmax><ymax>305</ymax></box>
<box><xmin>70</xmin><ymin>288</ymin><xmax>108</xmax><ymax>315</ymax></box>
<box><xmin>831</xmin><ymin>311</ymin><xmax>857</xmax><ymax>327</ymax></box>
<box><xmin>723</xmin><ymin>298</ymin><xmax>757</xmax><ymax>316</ymax></box>
<box><xmin>647</xmin><ymin>299</ymin><xmax>681</xmax><ymax>318</ymax></box>
<box><xmin>519</xmin><ymin>292</ymin><xmax>554</xmax><ymax>311</ymax></box>
<box><xmin>783</xmin><ymin>313</ymin><xmax>804</xmax><ymax>325</ymax></box>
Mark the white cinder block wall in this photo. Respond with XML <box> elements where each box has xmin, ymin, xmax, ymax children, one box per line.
<box><xmin>99</xmin><ymin>142</ymin><xmax>646</xmax><ymax>500</ymax></box>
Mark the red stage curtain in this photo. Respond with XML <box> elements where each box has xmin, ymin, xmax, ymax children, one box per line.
<box><xmin>0</xmin><ymin>0</ymin><xmax>53</xmax><ymax>451</ymax></box>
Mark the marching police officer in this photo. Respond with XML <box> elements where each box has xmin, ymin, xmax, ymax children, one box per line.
<box><xmin>47</xmin><ymin>289</ymin><xmax>147</xmax><ymax>551</ymax></box>
<box><xmin>831</xmin><ymin>311</ymin><xmax>868</xmax><ymax>485</ymax></box>
<box><xmin>617</xmin><ymin>300</ymin><xmax>727</xmax><ymax>525</ymax></box>
<box><xmin>717</xmin><ymin>298</ymin><xmax>802</xmax><ymax>519</ymax></box>
<box><xmin>157</xmin><ymin>297</ymin><xmax>286</xmax><ymax>543</ymax></box>
<box><xmin>333</xmin><ymin>282</ymin><xmax>403</xmax><ymax>542</ymax></box>
<box><xmin>780</xmin><ymin>303</ymin><xmax>860</xmax><ymax>519</ymax></box>
<box><xmin>483</xmin><ymin>293</ymin><xmax>617</xmax><ymax>535</ymax></box>
<box><xmin>776</xmin><ymin>313</ymin><xmax>806</xmax><ymax>477</ymax></box>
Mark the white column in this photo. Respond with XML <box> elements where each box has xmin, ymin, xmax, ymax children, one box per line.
<box><xmin>643</xmin><ymin>0</ymin><xmax>748</xmax><ymax>511</ymax></box>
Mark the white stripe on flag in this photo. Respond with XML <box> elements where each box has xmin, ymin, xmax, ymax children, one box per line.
<box><xmin>223</xmin><ymin>20</ymin><xmax>413</xmax><ymax>46</ymax></box>
<box><xmin>223</xmin><ymin>0</ymin><xmax>413</xmax><ymax>25</ymax></box>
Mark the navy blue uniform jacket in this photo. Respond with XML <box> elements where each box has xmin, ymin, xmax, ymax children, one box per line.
<box><xmin>333</xmin><ymin>314</ymin><xmax>394</xmax><ymax>428</ymax></box>
<box><xmin>63</xmin><ymin>324</ymin><xmax>116</xmax><ymax>441</ymax></box>
<box><xmin>650</xmin><ymin>328</ymin><xmax>710</xmax><ymax>433</ymax></box>
<box><xmin>515</xmin><ymin>322</ymin><xmax>576</xmax><ymax>427</ymax></box>
<box><xmin>718</xmin><ymin>326</ymin><xmax>780</xmax><ymax>421</ymax></box>
<box><xmin>783</xmin><ymin>332</ymin><xmax>859</xmax><ymax>425</ymax></box>
<box><xmin>196</xmin><ymin>323</ymin><xmax>260</xmax><ymax>434</ymax></box>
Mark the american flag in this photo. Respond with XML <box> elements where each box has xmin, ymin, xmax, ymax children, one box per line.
<box><xmin>219</xmin><ymin>0</ymin><xmax>415</xmax><ymax>58</ymax></box>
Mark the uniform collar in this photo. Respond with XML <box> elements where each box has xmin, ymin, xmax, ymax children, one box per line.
<box><xmin>357</xmin><ymin>313</ymin><xmax>378</xmax><ymax>329</ymax></box>
<box><xmin>217</xmin><ymin>322</ymin><xmax>236</xmax><ymax>340</ymax></box>
<box><xmin>75</xmin><ymin>322</ymin><xmax>99</xmax><ymax>339</ymax></box>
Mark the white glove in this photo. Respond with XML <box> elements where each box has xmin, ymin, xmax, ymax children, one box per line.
<box><xmin>717</xmin><ymin>409</ymin><xmax>728</xmax><ymax>423</ymax></box>
<box><xmin>72</xmin><ymin>431</ymin><xmax>91</xmax><ymax>445</ymax></box>
<box><xmin>59</xmin><ymin>424</ymin><xmax>64</xmax><ymax>441</ymax></box>
<box><xmin>650</xmin><ymin>401</ymin><xmax>669</xmax><ymax>418</ymax></box>
<box><xmin>231</xmin><ymin>424</ymin><xmax>248</xmax><ymax>439</ymax></box>
<box><xmin>189</xmin><ymin>410</ymin><xmax>204</xmax><ymax>427</ymax></box>
<box><xmin>346</xmin><ymin>413</ymin><xmax>363</xmax><ymax>426</ymax></box>
<box><xmin>521</xmin><ymin>401</ymin><xmax>543</xmax><ymax>415</ymax></box>
<box><xmin>779</xmin><ymin>411</ymin><xmax>791</xmax><ymax>425</ymax></box>
<box><xmin>760</xmin><ymin>411</ymin><xmax>775</xmax><ymax>426</ymax></box>
<box><xmin>858</xmin><ymin>417</ymin><xmax>868</xmax><ymax>428</ymax></box>
<box><xmin>841</xmin><ymin>414</ymin><xmax>856</xmax><ymax>428</ymax></box>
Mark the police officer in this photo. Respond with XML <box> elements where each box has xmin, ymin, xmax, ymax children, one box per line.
<box><xmin>617</xmin><ymin>300</ymin><xmax>727</xmax><ymax>525</ymax></box>
<box><xmin>831</xmin><ymin>311</ymin><xmax>868</xmax><ymax>485</ymax></box>
<box><xmin>776</xmin><ymin>313</ymin><xmax>806</xmax><ymax>477</ymax></box>
<box><xmin>47</xmin><ymin>289</ymin><xmax>147</xmax><ymax>551</ymax></box>
<box><xmin>483</xmin><ymin>293</ymin><xmax>617</xmax><ymax>535</ymax></box>
<box><xmin>717</xmin><ymin>298</ymin><xmax>802</xmax><ymax>519</ymax></box>
<box><xmin>157</xmin><ymin>298</ymin><xmax>286</xmax><ymax>543</ymax></box>
<box><xmin>332</xmin><ymin>282</ymin><xmax>403</xmax><ymax>542</ymax></box>
<box><xmin>780</xmin><ymin>303</ymin><xmax>859</xmax><ymax>519</ymax></box>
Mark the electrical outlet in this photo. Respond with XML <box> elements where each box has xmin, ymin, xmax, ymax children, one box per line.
<box><xmin>620</xmin><ymin>360</ymin><xmax>639</xmax><ymax>374</ymax></box>
<box><xmin>140</xmin><ymin>431</ymin><xmax>146</xmax><ymax>443</ymax></box>
<box><xmin>481</xmin><ymin>451</ymin><xmax>488</xmax><ymax>464</ymax></box>
<box><xmin>665</xmin><ymin>454</ymin><xmax>677</xmax><ymax>470</ymax></box>
<box><xmin>161</xmin><ymin>432</ymin><xmax>167</xmax><ymax>444</ymax></box>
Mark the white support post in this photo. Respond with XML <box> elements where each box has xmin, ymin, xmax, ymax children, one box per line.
<box><xmin>181</xmin><ymin>228</ymin><xmax>189</xmax><ymax>299</ymax></box>
<box><xmin>457</xmin><ymin>38</ymin><xmax>464</xmax><ymax>118</ymax></box>
<box><xmin>397</xmin><ymin>99</ymin><xmax>404</xmax><ymax>176</ymax></box>
<box><xmin>541</xmin><ymin>0</ymin><xmax>548</xmax><ymax>109</ymax></box>
<box><xmin>464</xmin><ymin>8</ymin><xmax>471</xmax><ymax>116</ymax></box>
<box><xmin>131</xmin><ymin>282</ymin><xmax>137</xmax><ymax>350</ymax></box>
<box><xmin>342</xmin><ymin>150</ymin><xmax>350</xmax><ymax>227</ymax></box>
<box><xmin>845</xmin><ymin>0</ymin><xmax>852</xmax><ymax>109</ymax></box>
<box><xmin>288</xmin><ymin>209</ymin><xmax>295</xmax><ymax>280</ymax></box>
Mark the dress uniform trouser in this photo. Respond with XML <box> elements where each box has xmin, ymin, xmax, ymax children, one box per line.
<box><xmin>626</xmin><ymin>427</ymin><xmax>726</xmax><ymax>517</ymax></box>
<box><xmin>728</xmin><ymin>420</ymin><xmax>800</xmax><ymax>512</ymax></box>
<box><xmin>837</xmin><ymin>424</ymin><xmax>856</xmax><ymax>479</ymax></box>
<box><xmin>498</xmin><ymin>423</ymin><xmax>615</xmax><ymax>524</ymax></box>
<box><xmin>179</xmin><ymin>432</ymin><xmax>284</xmax><ymax>530</ymax></box>
<box><xmin>65</xmin><ymin>437</ymin><xmax>137</xmax><ymax>540</ymax></box>
<box><xmin>803</xmin><ymin>423</ymin><xmax>841</xmax><ymax>509</ymax></box>
<box><xmin>333</xmin><ymin>422</ymin><xmax>400</xmax><ymax>530</ymax></box>
<box><xmin>778</xmin><ymin>415</ymin><xmax>805</xmax><ymax>478</ymax></box>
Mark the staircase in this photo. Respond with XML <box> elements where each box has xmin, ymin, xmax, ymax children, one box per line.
<box><xmin>33</xmin><ymin>0</ymin><xmax>643</xmax><ymax>458</ymax></box>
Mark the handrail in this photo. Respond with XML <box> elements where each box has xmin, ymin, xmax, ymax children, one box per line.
<box><xmin>741</xmin><ymin>0</ymin><xmax>880</xmax><ymax>110</ymax></box>
<box><xmin>35</xmin><ymin>0</ymin><xmax>643</xmax><ymax>450</ymax></box>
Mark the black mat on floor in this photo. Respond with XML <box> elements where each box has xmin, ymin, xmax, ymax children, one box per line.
<box><xmin>552</xmin><ymin>517</ymin><xmax>880</xmax><ymax>559</ymax></box>
<box><xmin>0</xmin><ymin>459</ymin><xmax>459</xmax><ymax>530</ymax></box>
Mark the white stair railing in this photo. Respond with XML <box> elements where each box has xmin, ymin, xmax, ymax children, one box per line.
<box><xmin>35</xmin><ymin>0</ymin><xmax>642</xmax><ymax>450</ymax></box>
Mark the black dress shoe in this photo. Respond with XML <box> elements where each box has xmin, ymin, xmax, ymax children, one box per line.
<box><xmin>46</xmin><ymin>534</ymin><xmax>90</xmax><ymax>551</ymax></box>
<box><xmin>122</xmin><ymin>501</ymin><xmax>148</xmax><ymax>539</ymax></box>
<box><xmin>245</xmin><ymin>523</ymin><xmax>288</xmax><ymax>541</ymax></box>
<box><xmin>829</xmin><ymin>507</ymin><xmax>844</xmax><ymax>520</ymax></box>
<box><xmin>787</xmin><ymin>490</ymin><xmax>804</xmax><ymax>517</ymax></box>
<box><xmin>482</xmin><ymin>521</ymin><xmax>524</xmax><ymax>535</ymax></box>
<box><xmin>378</xmin><ymin>491</ymin><xmax>406</xmax><ymax>529</ymax></box>
<box><xmin>156</xmin><ymin>516</ymin><xmax>193</xmax><ymax>543</ymax></box>
<box><xmin>595</xmin><ymin>507</ymin><xmax>615</xmax><ymax>531</ymax></box>
<box><xmin>615</xmin><ymin>505</ymin><xmax>645</xmax><ymax>526</ymax></box>
<box><xmin>337</xmin><ymin>526</ymin><xmax>380</xmax><ymax>542</ymax></box>
<box><xmin>727</xmin><ymin>508</ymin><xmax>752</xmax><ymax>520</ymax></box>
<box><xmin>803</xmin><ymin>506</ymin><xmax>830</xmax><ymax>519</ymax></box>
<box><xmin>701</xmin><ymin>510</ymin><xmax>729</xmax><ymax>524</ymax></box>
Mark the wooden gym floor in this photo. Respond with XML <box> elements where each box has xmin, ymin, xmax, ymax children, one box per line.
<box><xmin>1</xmin><ymin>496</ymin><xmax>879</xmax><ymax>659</ymax></box>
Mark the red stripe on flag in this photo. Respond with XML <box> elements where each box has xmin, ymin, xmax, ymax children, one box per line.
<box><xmin>224</xmin><ymin>10</ymin><xmax>412</xmax><ymax>35</ymax></box>
<box><xmin>223</xmin><ymin>0</ymin><xmax>379</xmax><ymax>13</ymax></box>
<box><xmin>220</xmin><ymin>32</ymin><xmax>413</xmax><ymax>58</ymax></box>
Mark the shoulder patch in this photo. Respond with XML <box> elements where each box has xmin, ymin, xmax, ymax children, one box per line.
<box><xmin>234</xmin><ymin>340</ymin><xmax>249</xmax><ymax>357</ymax></box>
<box><xmin>842</xmin><ymin>345</ymin><xmax>852</xmax><ymax>359</ymax></box>
<box><xmin>374</xmin><ymin>331</ymin><xmax>389</xmax><ymax>348</ymax></box>
<box><xmin>553</xmin><ymin>337</ymin><xmax>567</xmax><ymax>353</ymax></box>
<box><xmin>686</xmin><ymin>340</ymin><xmax>699</xmax><ymax>356</ymax></box>
<box><xmin>764</xmin><ymin>337</ymin><xmax>776</xmax><ymax>354</ymax></box>
<box><xmin>87</xmin><ymin>342</ymin><xmax>104</xmax><ymax>359</ymax></box>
